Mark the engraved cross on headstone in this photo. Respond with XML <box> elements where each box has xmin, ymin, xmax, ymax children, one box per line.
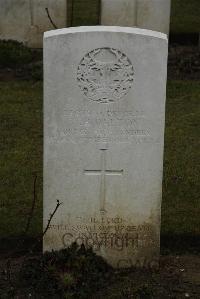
<box><xmin>84</xmin><ymin>149</ymin><xmax>123</xmax><ymax>212</ymax></box>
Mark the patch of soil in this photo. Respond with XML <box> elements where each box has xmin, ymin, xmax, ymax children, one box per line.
<box><xmin>168</xmin><ymin>45</ymin><xmax>200</xmax><ymax>80</ymax></box>
<box><xmin>96</xmin><ymin>255</ymin><xmax>200</xmax><ymax>298</ymax></box>
<box><xmin>0</xmin><ymin>254</ymin><xmax>200</xmax><ymax>298</ymax></box>
<box><xmin>0</xmin><ymin>46</ymin><xmax>43</xmax><ymax>81</ymax></box>
<box><xmin>0</xmin><ymin>60</ymin><xmax>43</xmax><ymax>81</ymax></box>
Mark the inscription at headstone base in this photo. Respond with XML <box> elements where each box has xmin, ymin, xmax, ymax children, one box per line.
<box><xmin>44</xmin><ymin>27</ymin><xmax>168</xmax><ymax>268</ymax></box>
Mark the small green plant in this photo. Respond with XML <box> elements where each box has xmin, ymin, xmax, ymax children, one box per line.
<box><xmin>17</xmin><ymin>243</ymin><xmax>112</xmax><ymax>298</ymax></box>
<box><xmin>136</xmin><ymin>284</ymin><xmax>154</xmax><ymax>298</ymax></box>
<box><xmin>61</xmin><ymin>272</ymin><xmax>75</xmax><ymax>288</ymax></box>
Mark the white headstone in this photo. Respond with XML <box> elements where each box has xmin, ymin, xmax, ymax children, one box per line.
<box><xmin>101</xmin><ymin>0</ymin><xmax>171</xmax><ymax>35</ymax></box>
<box><xmin>43</xmin><ymin>26</ymin><xmax>168</xmax><ymax>268</ymax></box>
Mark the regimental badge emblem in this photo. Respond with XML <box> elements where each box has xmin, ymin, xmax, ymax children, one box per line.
<box><xmin>77</xmin><ymin>48</ymin><xmax>134</xmax><ymax>104</ymax></box>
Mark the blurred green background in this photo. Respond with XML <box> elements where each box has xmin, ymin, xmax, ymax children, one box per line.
<box><xmin>67</xmin><ymin>0</ymin><xmax>200</xmax><ymax>33</ymax></box>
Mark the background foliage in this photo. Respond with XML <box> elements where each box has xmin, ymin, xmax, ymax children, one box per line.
<box><xmin>67</xmin><ymin>0</ymin><xmax>200</xmax><ymax>33</ymax></box>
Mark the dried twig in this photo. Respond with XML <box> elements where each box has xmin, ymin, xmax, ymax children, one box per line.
<box><xmin>45</xmin><ymin>7</ymin><xmax>57</xmax><ymax>29</ymax></box>
<box><xmin>43</xmin><ymin>199</ymin><xmax>63</xmax><ymax>237</ymax></box>
<box><xmin>25</xmin><ymin>199</ymin><xmax>63</xmax><ymax>253</ymax></box>
<box><xmin>4</xmin><ymin>198</ymin><xmax>62</xmax><ymax>261</ymax></box>
<box><xmin>24</xmin><ymin>175</ymin><xmax>37</xmax><ymax>235</ymax></box>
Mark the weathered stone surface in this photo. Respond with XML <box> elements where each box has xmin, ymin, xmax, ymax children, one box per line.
<box><xmin>101</xmin><ymin>0</ymin><xmax>171</xmax><ymax>35</ymax></box>
<box><xmin>101</xmin><ymin>0</ymin><xmax>137</xmax><ymax>27</ymax></box>
<box><xmin>0</xmin><ymin>0</ymin><xmax>67</xmax><ymax>48</ymax></box>
<box><xmin>43</xmin><ymin>26</ymin><xmax>168</xmax><ymax>268</ymax></box>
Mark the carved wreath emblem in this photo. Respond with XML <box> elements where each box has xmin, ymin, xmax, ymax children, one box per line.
<box><xmin>77</xmin><ymin>48</ymin><xmax>134</xmax><ymax>104</ymax></box>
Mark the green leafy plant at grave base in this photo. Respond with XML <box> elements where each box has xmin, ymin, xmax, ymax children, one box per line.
<box><xmin>0</xmin><ymin>40</ymin><xmax>33</xmax><ymax>68</ymax></box>
<box><xmin>1</xmin><ymin>244</ymin><xmax>169</xmax><ymax>299</ymax></box>
<box><xmin>136</xmin><ymin>284</ymin><xmax>154</xmax><ymax>299</ymax></box>
<box><xmin>17</xmin><ymin>243</ymin><xmax>112</xmax><ymax>299</ymax></box>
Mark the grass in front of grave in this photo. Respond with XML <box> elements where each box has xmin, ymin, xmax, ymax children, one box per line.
<box><xmin>162</xmin><ymin>80</ymin><xmax>200</xmax><ymax>238</ymax></box>
<box><xmin>0</xmin><ymin>80</ymin><xmax>199</xmax><ymax>249</ymax></box>
<box><xmin>0</xmin><ymin>81</ymin><xmax>43</xmax><ymax>238</ymax></box>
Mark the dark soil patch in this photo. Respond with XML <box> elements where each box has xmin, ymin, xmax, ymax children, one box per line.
<box><xmin>161</xmin><ymin>234</ymin><xmax>200</xmax><ymax>255</ymax></box>
<box><xmin>0</xmin><ymin>245</ymin><xmax>112</xmax><ymax>299</ymax></box>
<box><xmin>0</xmin><ymin>40</ymin><xmax>42</xmax><ymax>81</ymax></box>
<box><xmin>0</xmin><ymin>251</ymin><xmax>200</xmax><ymax>299</ymax></box>
<box><xmin>169</xmin><ymin>33</ymin><xmax>199</xmax><ymax>46</ymax></box>
<box><xmin>95</xmin><ymin>255</ymin><xmax>200</xmax><ymax>299</ymax></box>
<box><xmin>168</xmin><ymin>45</ymin><xmax>200</xmax><ymax>80</ymax></box>
<box><xmin>0</xmin><ymin>60</ymin><xmax>43</xmax><ymax>81</ymax></box>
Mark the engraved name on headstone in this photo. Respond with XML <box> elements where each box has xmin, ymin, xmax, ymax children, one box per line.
<box><xmin>44</xmin><ymin>27</ymin><xmax>168</xmax><ymax>268</ymax></box>
<box><xmin>101</xmin><ymin>0</ymin><xmax>171</xmax><ymax>35</ymax></box>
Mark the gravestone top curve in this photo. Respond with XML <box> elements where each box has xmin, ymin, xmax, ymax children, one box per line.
<box><xmin>44</xmin><ymin>26</ymin><xmax>167</xmax><ymax>41</ymax></box>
